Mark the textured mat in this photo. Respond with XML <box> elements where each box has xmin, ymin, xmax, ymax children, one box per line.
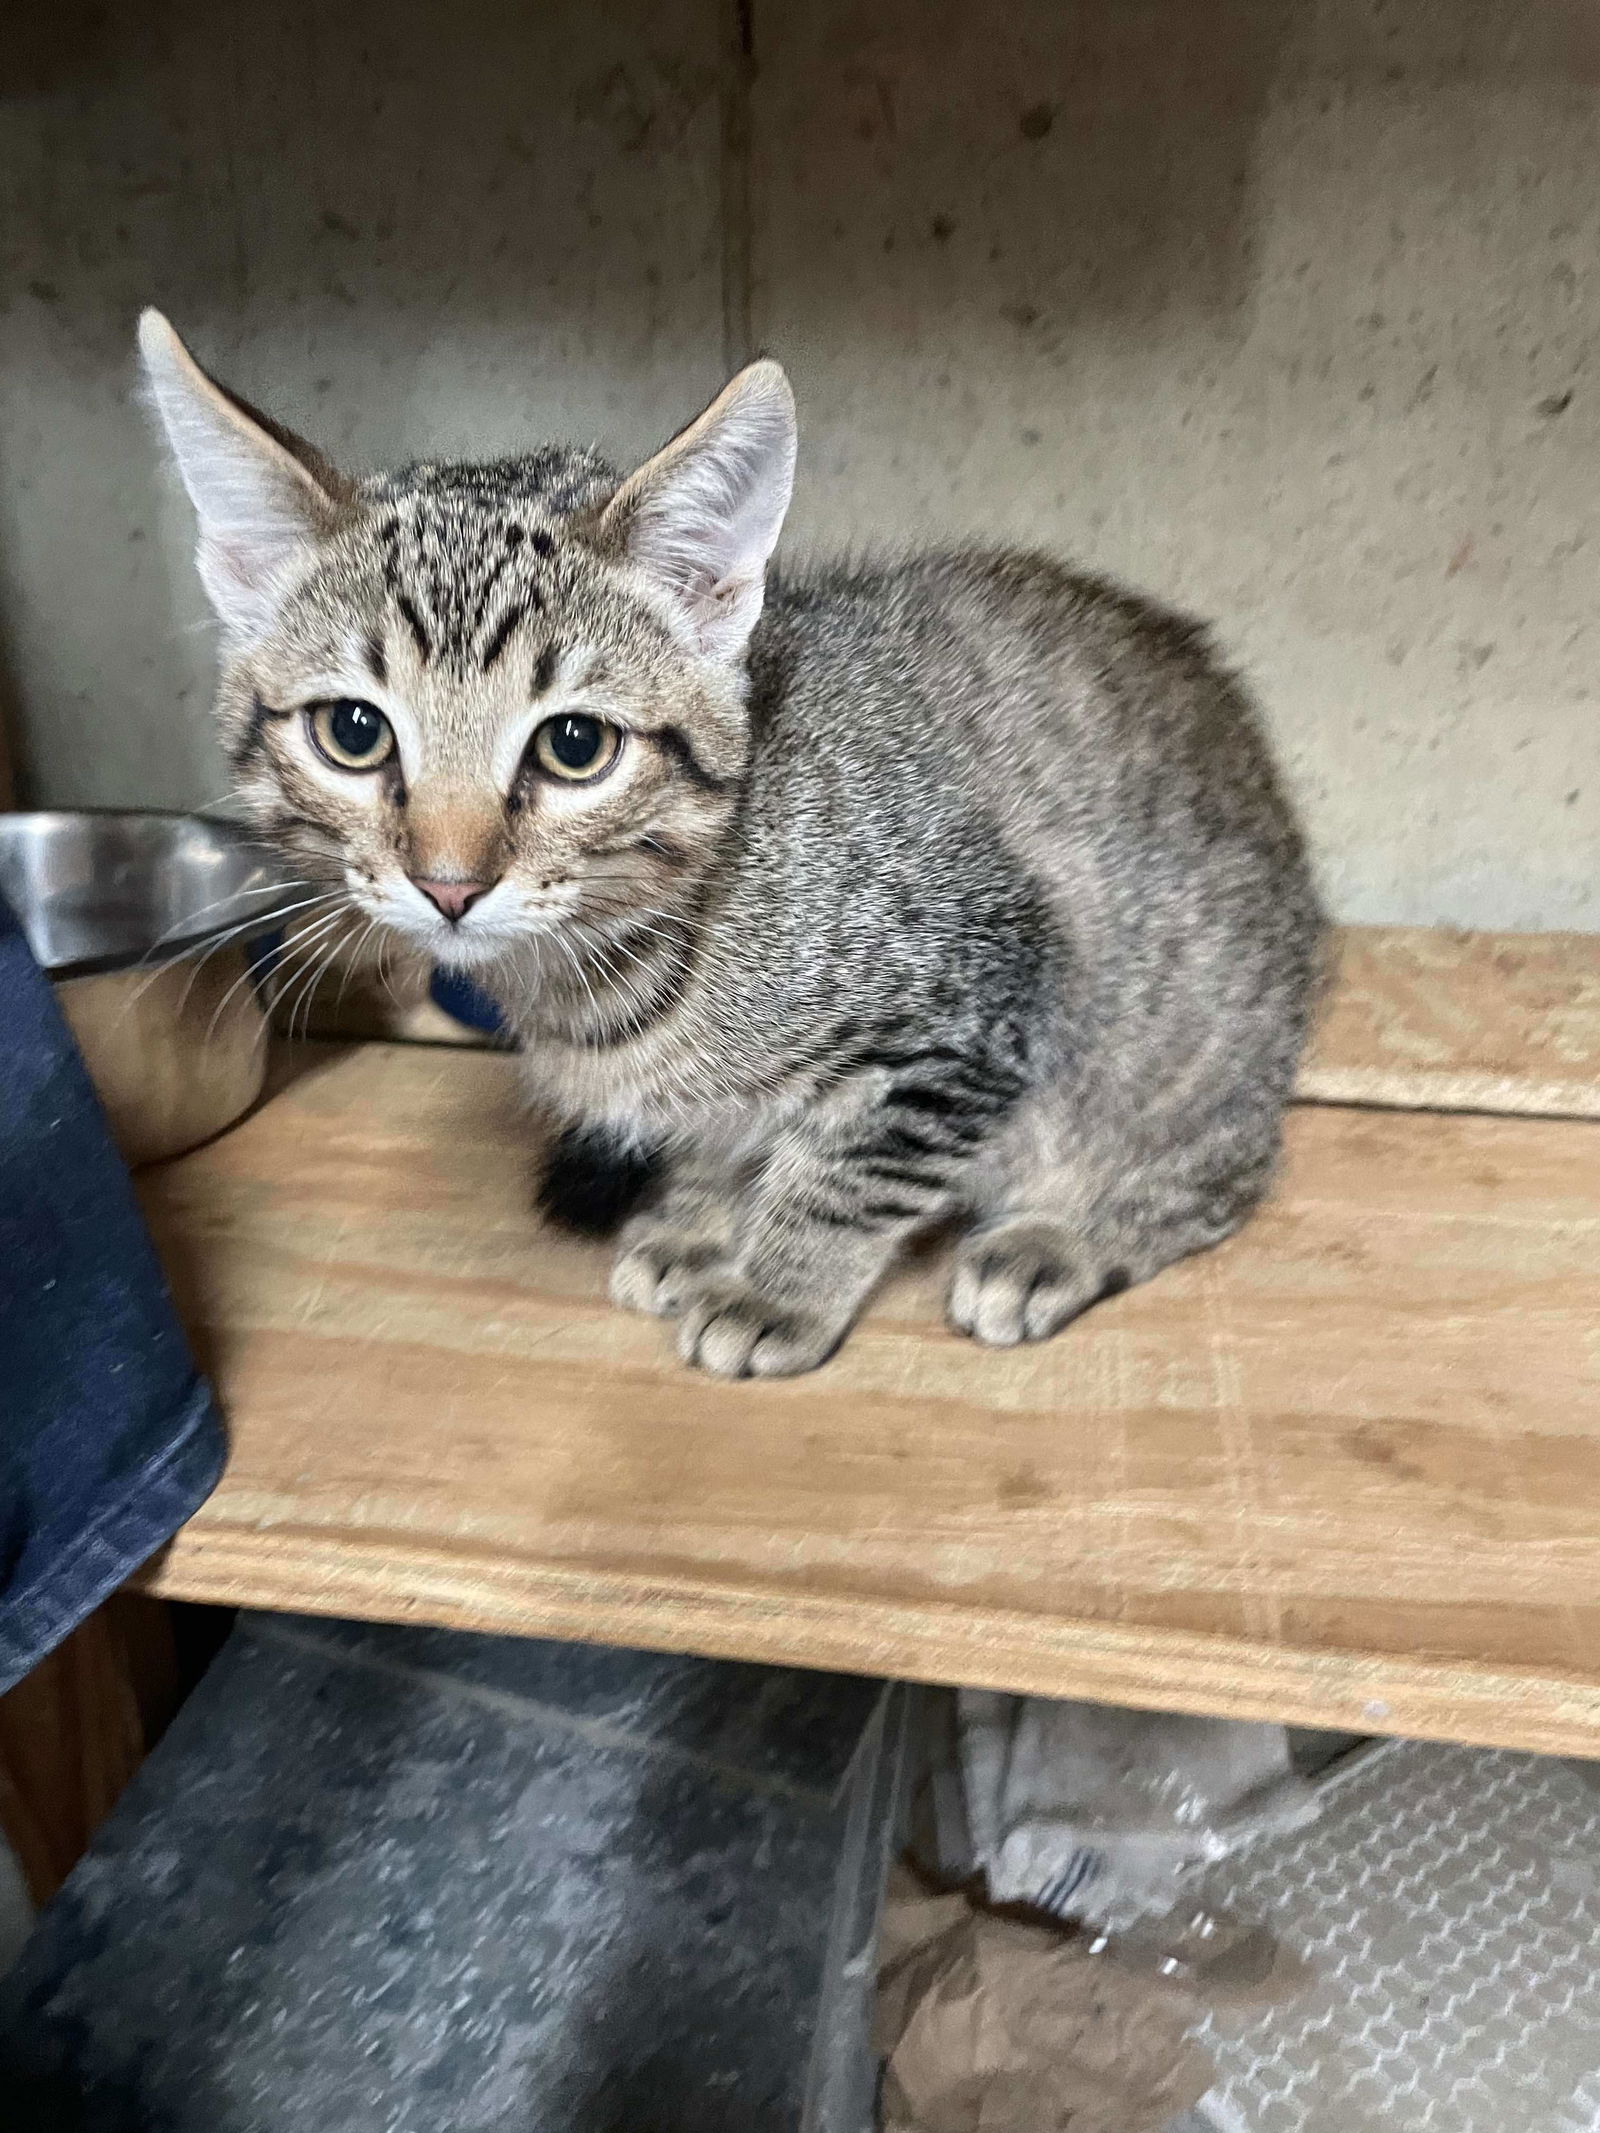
<box><xmin>1191</xmin><ymin>1739</ymin><xmax>1600</xmax><ymax>2133</ymax></box>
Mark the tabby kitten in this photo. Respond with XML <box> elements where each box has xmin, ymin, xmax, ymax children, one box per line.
<box><xmin>140</xmin><ymin>310</ymin><xmax>1323</xmax><ymax>1378</ymax></box>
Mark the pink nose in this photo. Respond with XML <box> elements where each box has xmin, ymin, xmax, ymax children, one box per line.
<box><xmin>410</xmin><ymin>877</ymin><xmax>493</xmax><ymax>922</ymax></box>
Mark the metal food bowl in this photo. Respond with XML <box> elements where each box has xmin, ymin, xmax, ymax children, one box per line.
<box><xmin>0</xmin><ymin>809</ymin><xmax>296</xmax><ymax>980</ymax></box>
<box><xmin>0</xmin><ymin>811</ymin><xmax>301</xmax><ymax>1166</ymax></box>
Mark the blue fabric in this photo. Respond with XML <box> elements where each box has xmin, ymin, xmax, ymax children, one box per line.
<box><xmin>0</xmin><ymin>894</ymin><xmax>226</xmax><ymax>1694</ymax></box>
<box><xmin>429</xmin><ymin>967</ymin><xmax>507</xmax><ymax>1036</ymax></box>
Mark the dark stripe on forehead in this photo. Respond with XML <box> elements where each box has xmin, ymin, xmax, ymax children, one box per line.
<box><xmin>464</xmin><ymin>539</ymin><xmax>514</xmax><ymax>648</ymax></box>
<box><xmin>476</xmin><ymin>575</ymin><xmax>545</xmax><ymax>674</ymax></box>
<box><xmin>396</xmin><ymin>591</ymin><xmax>432</xmax><ymax>663</ymax></box>
<box><xmin>364</xmin><ymin>631</ymin><xmax>388</xmax><ymax>686</ymax></box>
<box><xmin>382</xmin><ymin>501</ymin><xmax>558</xmax><ymax>675</ymax></box>
<box><xmin>480</xmin><ymin>602</ymin><xmax>526</xmax><ymax>673</ymax></box>
<box><xmin>381</xmin><ymin>525</ymin><xmax>435</xmax><ymax>664</ymax></box>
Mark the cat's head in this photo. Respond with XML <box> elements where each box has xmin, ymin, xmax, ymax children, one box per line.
<box><xmin>138</xmin><ymin>310</ymin><xmax>796</xmax><ymax>970</ymax></box>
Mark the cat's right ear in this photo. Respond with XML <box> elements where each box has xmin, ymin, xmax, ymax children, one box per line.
<box><xmin>137</xmin><ymin>309</ymin><xmax>347</xmax><ymax>638</ymax></box>
<box><xmin>593</xmin><ymin>360</ymin><xmax>796</xmax><ymax>664</ymax></box>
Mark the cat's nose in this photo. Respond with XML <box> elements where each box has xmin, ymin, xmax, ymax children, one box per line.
<box><xmin>410</xmin><ymin>876</ymin><xmax>494</xmax><ymax>922</ymax></box>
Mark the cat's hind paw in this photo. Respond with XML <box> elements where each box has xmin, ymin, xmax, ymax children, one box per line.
<box><xmin>947</xmin><ymin>1222</ymin><xmax>1130</xmax><ymax>1347</ymax></box>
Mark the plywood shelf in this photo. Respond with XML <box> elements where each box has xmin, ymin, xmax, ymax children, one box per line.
<box><xmin>132</xmin><ymin>925</ymin><xmax>1600</xmax><ymax>1756</ymax></box>
<box><xmin>1303</xmin><ymin>924</ymin><xmax>1600</xmax><ymax>1119</ymax></box>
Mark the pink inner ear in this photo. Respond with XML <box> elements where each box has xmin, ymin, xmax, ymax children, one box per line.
<box><xmin>200</xmin><ymin>527</ymin><xmax>306</xmax><ymax>634</ymax></box>
<box><xmin>214</xmin><ymin>539</ymin><xmax>263</xmax><ymax>590</ymax></box>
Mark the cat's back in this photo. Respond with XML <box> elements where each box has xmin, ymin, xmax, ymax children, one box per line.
<box><xmin>757</xmin><ymin>545</ymin><xmax>1298</xmax><ymax>847</ymax></box>
<box><xmin>752</xmin><ymin>545</ymin><xmax>1320</xmax><ymax>987</ymax></box>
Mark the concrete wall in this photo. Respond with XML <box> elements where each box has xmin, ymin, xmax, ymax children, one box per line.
<box><xmin>1</xmin><ymin>0</ymin><xmax>1595</xmax><ymax>929</ymax></box>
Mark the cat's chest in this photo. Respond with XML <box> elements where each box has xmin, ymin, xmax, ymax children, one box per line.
<box><xmin>503</xmin><ymin>925</ymin><xmax>784</xmax><ymax>1131</ymax></box>
<box><xmin>515</xmin><ymin>1005</ymin><xmax>780</xmax><ymax>1148</ymax></box>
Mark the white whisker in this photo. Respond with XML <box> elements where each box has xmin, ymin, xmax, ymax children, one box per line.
<box><xmin>545</xmin><ymin>929</ymin><xmax>607</xmax><ymax>1033</ymax></box>
<box><xmin>107</xmin><ymin>889</ymin><xmax>349</xmax><ymax>1033</ymax></box>
<box><xmin>209</xmin><ymin>906</ymin><xmax>347</xmax><ymax>1047</ymax></box>
<box><xmin>132</xmin><ymin>873</ymin><xmax>324</xmax><ymax>966</ymax></box>
<box><xmin>279</xmin><ymin>914</ymin><xmax>361</xmax><ymax>1042</ymax></box>
<box><xmin>258</xmin><ymin>914</ymin><xmax>352</xmax><ymax>1049</ymax></box>
<box><xmin>332</xmin><ymin>917</ymin><xmax>386</xmax><ymax>1015</ymax></box>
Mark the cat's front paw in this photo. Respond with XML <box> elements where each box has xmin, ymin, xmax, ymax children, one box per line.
<box><xmin>676</xmin><ymin>1275</ymin><xmax>848</xmax><ymax>1379</ymax></box>
<box><xmin>947</xmin><ymin>1222</ymin><xmax>1130</xmax><ymax>1346</ymax></box>
<box><xmin>610</xmin><ymin>1225</ymin><xmax>728</xmax><ymax>1319</ymax></box>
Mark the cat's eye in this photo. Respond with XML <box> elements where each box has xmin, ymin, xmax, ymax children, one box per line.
<box><xmin>531</xmin><ymin>713</ymin><xmax>622</xmax><ymax>783</ymax></box>
<box><xmin>308</xmin><ymin>699</ymin><xmax>396</xmax><ymax>772</ymax></box>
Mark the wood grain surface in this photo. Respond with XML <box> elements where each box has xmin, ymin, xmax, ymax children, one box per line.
<box><xmin>1303</xmin><ymin>924</ymin><xmax>1600</xmax><ymax>1118</ymax></box>
<box><xmin>135</xmin><ymin>1026</ymin><xmax>1600</xmax><ymax>1756</ymax></box>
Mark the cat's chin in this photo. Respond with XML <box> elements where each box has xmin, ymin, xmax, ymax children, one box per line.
<box><xmin>413</xmin><ymin>930</ymin><xmax>509</xmax><ymax>973</ymax></box>
<box><xmin>376</xmin><ymin>912</ymin><xmax>557</xmax><ymax>974</ymax></box>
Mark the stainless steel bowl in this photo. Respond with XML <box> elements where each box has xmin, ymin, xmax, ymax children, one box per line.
<box><xmin>0</xmin><ymin>809</ymin><xmax>297</xmax><ymax>979</ymax></box>
<box><xmin>0</xmin><ymin>811</ymin><xmax>303</xmax><ymax>1166</ymax></box>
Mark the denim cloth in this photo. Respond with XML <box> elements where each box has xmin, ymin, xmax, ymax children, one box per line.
<box><xmin>0</xmin><ymin>894</ymin><xmax>225</xmax><ymax>1693</ymax></box>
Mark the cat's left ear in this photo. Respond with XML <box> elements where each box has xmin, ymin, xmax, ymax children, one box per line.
<box><xmin>595</xmin><ymin>360</ymin><xmax>796</xmax><ymax>663</ymax></box>
<box><xmin>138</xmin><ymin>309</ymin><xmax>349</xmax><ymax>639</ymax></box>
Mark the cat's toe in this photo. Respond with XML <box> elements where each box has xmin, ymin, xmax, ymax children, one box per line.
<box><xmin>948</xmin><ymin>1225</ymin><xmax>1129</xmax><ymax>1346</ymax></box>
<box><xmin>677</xmin><ymin>1278</ymin><xmax>844</xmax><ymax>1379</ymax></box>
<box><xmin>610</xmin><ymin>1229</ymin><xmax>727</xmax><ymax>1318</ymax></box>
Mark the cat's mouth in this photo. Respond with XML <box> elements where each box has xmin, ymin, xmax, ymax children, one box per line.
<box><xmin>365</xmin><ymin>876</ymin><xmax>585</xmax><ymax>970</ymax></box>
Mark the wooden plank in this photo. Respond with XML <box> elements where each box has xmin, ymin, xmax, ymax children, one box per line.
<box><xmin>135</xmin><ymin>1040</ymin><xmax>1600</xmax><ymax>1756</ymax></box>
<box><xmin>1301</xmin><ymin>924</ymin><xmax>1600</xmax><ymax>1119</ymax></box>
<box><xmin>0</xmin><ymin>1598</ymin><xmax>175</xmax><ymax>1905</ymax></box>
